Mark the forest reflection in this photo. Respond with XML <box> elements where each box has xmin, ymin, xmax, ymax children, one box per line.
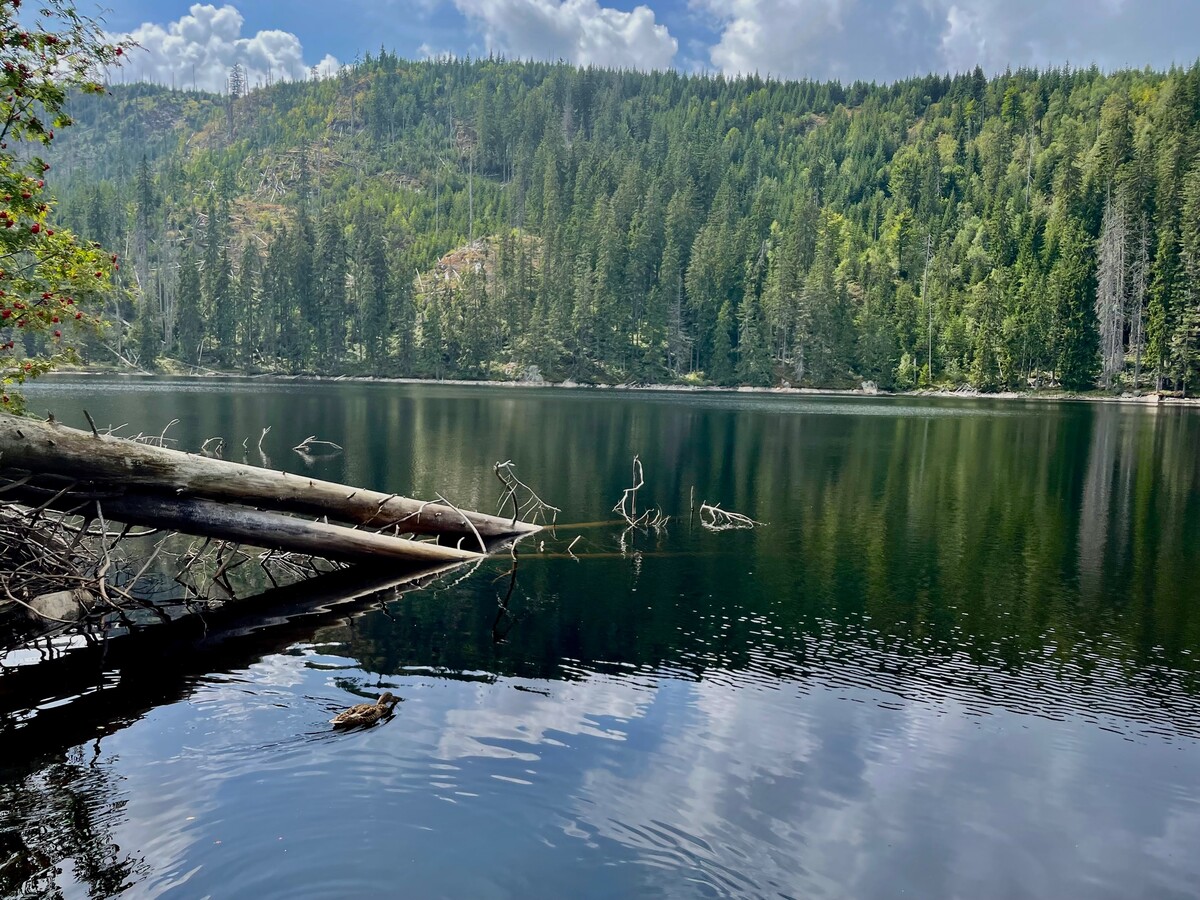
<box><xmin>4</xmin><ymin>381</ymin><xmax>1200</xmax><ymax>897</ymax></box>
<box><xmin>0</xmin><ymin>747</ymin><xmax>148</xmax><ymax>899</ymax></box>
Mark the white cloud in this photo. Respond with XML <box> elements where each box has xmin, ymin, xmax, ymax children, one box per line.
<box><xmin>416</xmin><ymin>43</ymin><xmax>458</xmax><ymax>61</ymax></box>
<box><xmin>695</xmin><ymin>0</ymin><xmax>849</xmax><ymax>79</ymax></box>
<box><xmin>932</xmin><ymin>0</ymin><xmax>1182</xmax><ymax>76</ymax></box>
<box><xmin>452</xmin><ymin>0</ymin><xmax>678</xmax><ymax>71</ymax></box>
<box><xmin>931</xmin><ymin>0</ymin><xmax>1096</xmax><ymax>74</ymax></box>
<box><xmin>938</xmin><ymin>2</ymin><xmax>988</xmax><ymax>72</ymax></box>
<box><xmin>695</xmin><ymin>0</ymin><xmax>1195</xmax><ymax>84</ymax></box>
<box><xmin>113</xmin><ymin>4</ymin><xmax>341</xmax><ymax>93</ymax></box>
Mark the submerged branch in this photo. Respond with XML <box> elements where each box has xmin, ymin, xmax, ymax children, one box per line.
<box><xmin>698</xmin><ymin>503</ymin><xmax>765</xmax><ymax>531</ymax></box>
<box><xmin>613</xmin><ymin>455</ymin><xmax>669</xmax><ymax>529</ymax></box>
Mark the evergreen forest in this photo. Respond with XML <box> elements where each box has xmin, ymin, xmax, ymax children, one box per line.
<box><xmin>34</xmin><ymin>55</ymin><xmax>1200</xmax><ymax>392</ymax></box>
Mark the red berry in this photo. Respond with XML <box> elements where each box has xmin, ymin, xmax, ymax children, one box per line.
<box><xmin>53</xmin><ymin>330</ymin><xmax>61</xmax><ymax>338</ymax></box>
<box><xmin>29</xmin><ymin>223</ymin><xmax>39</xmax><ymax>233</ymax></box>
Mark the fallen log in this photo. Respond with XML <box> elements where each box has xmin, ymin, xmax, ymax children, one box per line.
<box><xmin>0</xmin><ymin>412</ymin><xmax>539</xmax><ymax>546</ymax></box>
<box><xmin>9</xmin><ymin>491</ymin><xmax>482</xmax><ymax>566</ymax></box>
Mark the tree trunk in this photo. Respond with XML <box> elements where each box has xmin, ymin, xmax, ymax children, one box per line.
<box><xmin>11</xmin><ymin>490</ymin><xmax>481</xmax><ymax>566</ymax></box>
<box><xmin>0</xmin><ymin>413</ymin><xmax>539</xmax><ymax>544</ymax></box>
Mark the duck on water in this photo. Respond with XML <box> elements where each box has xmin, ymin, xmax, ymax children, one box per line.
<box><xmin>330</xmin><ymin>692</ymin><xmax>400</xmax><ymax>729</ymax></box>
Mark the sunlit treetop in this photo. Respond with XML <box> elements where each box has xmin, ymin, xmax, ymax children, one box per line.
<box><xmin>0</xmin><ymin>0</ymin><xmax>134</xmax><ymax>412</ymax></box>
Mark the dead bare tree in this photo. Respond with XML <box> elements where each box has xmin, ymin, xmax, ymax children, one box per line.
<box><xmin>1129</xmin><ymin>213</ymin><xmax>1150</xmax><ymax>389</ymax></box>
<box><xmin>1096</xmin><ymin>188</ymin><xmax>1128</xmax><ymax>389</ymax></box>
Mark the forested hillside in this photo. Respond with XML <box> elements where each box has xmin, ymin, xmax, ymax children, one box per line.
<box><xmin>38</xmin><ymin>55</ymin><xmax>1200</xmax><ymax>391</ymax></box>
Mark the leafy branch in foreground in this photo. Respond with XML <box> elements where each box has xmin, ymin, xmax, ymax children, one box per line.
<box><xmin>0</xmin><ymin>0</ymin><xmax>132</xmax><ymax>410</ymax></box>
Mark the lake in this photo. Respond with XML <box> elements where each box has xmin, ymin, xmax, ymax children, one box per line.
<box><xmin>3</xmin><ymin>378</ymin><xmax>1200</xmax><ymax>899</ymax></box>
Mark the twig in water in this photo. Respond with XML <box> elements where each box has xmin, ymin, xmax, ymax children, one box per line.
<box><xmin>698</xmin><ymin>502</ymin><xmax>765</xmax><ymax>531</ymax></box>
<box><xmin>292</xmin><ymin>435</ymin><xmax>343</xmax><ymax>455</ymax></box>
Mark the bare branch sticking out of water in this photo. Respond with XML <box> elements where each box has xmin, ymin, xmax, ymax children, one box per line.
<box><xmin>613</xmin><ymin>455</ymin><xmax>669</xmax><ymax>528</ymax></box>
<box><xmin>699</xmin><ymin>503</ymin><xmax>764</xmax><ymax>531</ymax></box>
<box><xmin>494</xmin><ymin>461</ymin><xmax>560</xmax><ymax>526</ymax></box>
<box><xmin>130</xmin><ymin>419</ymin><xmax>180</xmax><ymax>448</ymax></box>
<box><xmin>292</xmin><ymin>435</ymin><xmax>343</xmax><ymax>455</ymax></box>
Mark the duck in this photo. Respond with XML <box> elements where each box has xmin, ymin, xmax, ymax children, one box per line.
<box><xmin>330</xmin><ymin>691</ymin><xmax>399</xmax><ymax>729</ymax></box>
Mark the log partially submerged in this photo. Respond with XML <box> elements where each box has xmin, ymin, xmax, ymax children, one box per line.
<box><xmin>51</xmin><ymin>494</ymin><xmax>482</xmax><ymax>566</ymax></box>
<box><xmin>0</xmin><ymin>412</ymin><xmax>540</xmax><ymax>567</ymax></box>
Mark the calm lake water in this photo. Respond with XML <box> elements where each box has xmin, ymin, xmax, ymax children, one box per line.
<box><xmin>4</xmin><ymin>378</ymin><xmax>1200</xmax><ymax>899</ymax></box>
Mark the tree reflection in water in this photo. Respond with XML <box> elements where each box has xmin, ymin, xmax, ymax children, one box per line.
<box><xmin>0</xmin><ymin>560</ymin><xmax>467</xmax><ymax>897</ymax></box>
<box><xmin>0</xmin><ymin>744</ymin><xmax>148</xmax><ymax>899</ymax></box>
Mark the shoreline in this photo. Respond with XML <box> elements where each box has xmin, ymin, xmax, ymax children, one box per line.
<box><xmin>43</xmin><ymin>369</ymin><xmax>1200</xmax><ymax>407</ymax></box>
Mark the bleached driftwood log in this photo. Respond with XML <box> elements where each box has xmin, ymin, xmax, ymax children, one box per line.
<box><xmin>0</xmin><ymin>413</ymin><xmax>540</xmax><ymax>553</ymax></box>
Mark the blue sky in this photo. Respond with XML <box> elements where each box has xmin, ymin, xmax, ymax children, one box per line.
<box><xmin>94</xmin><ymin>0</ymin><xmax>1200</xmax><ymax>93</ymax></box>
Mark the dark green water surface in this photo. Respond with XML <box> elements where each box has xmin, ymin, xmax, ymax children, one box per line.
<box><xmin>4</xmin><ymin>378</ymin><xmax>1200</xmax><ymax>899</ymax></box>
